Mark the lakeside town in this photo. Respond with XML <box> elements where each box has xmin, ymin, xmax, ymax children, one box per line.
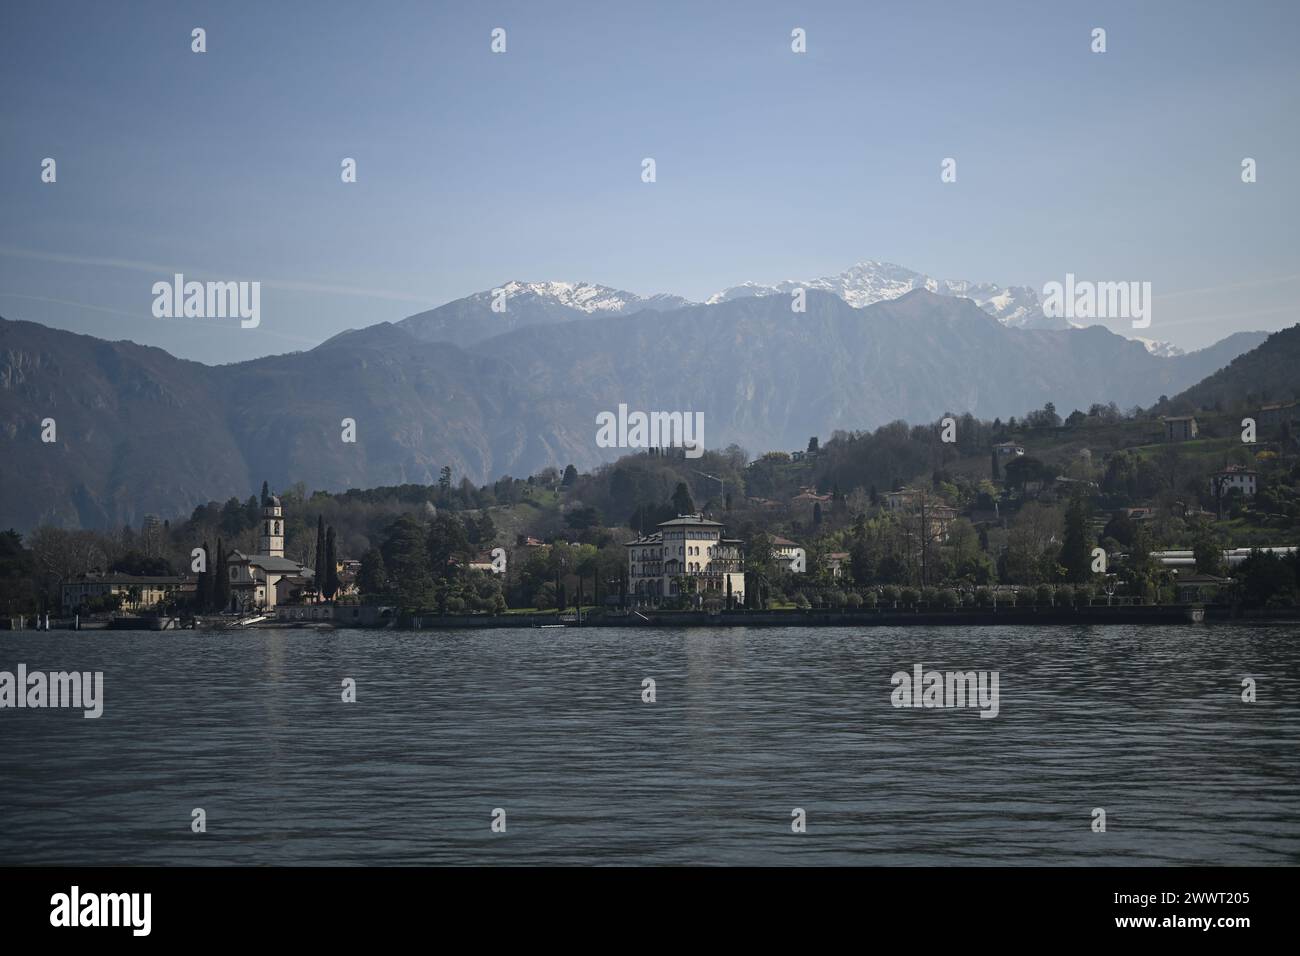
<box><xmin>3</xmin><ymin>394</ymin><xmax>1299</xmax><ymax>630</ymax></box>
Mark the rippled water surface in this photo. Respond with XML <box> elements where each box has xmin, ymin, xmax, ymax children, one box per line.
<box><xmin>2</xmin><ymin>624</ymin><xmax>1297</xmax><ymax>865</ymax></box>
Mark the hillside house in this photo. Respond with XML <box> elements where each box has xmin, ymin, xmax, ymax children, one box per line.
<box><xmin>1211</xmin><ymin>466</ymin><xmax>1257</xmax><ymax>498</ymax></box>
<box><xmin>771</xmin><ymin>535</ymin><xmax>806</xmax><ymax>573</ymax></box>
<box><xmin>1163</xmin><ymin>416</ymin><xmax>1198</xmax><ymax>442</ymax></box>
<box><xmin>791</xmin><ymin>487</ymin><xmax>832</xmax><ymax>522</ymax></box>
<box><xmin>1258</xmin><ymin>402</ymin><xmax>1299</xmax><ymax>427</ymax></box>
<box><xmin>827</xmin><ymin>552</ymin><xmax>850</xmax><ymax>579</ymax></box>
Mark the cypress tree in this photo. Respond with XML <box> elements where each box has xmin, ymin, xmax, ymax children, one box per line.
<box><xmin>213</xmin><ymin>538</ymin><xmax>228</xmax><ymax>611</ymax></box>
<box><xmin>208</xmin><ymin>541</ymin><xmax>219</xmax><ymax>611</ymax></box>
<box><xmin>324</xmin><ymin>527</ymin><xmax>339</xmax><ymax>600</ymax></box>
<box><xmin>195</xmin><ymin>539</ymin><xmax>211</xmax><ymax>611</ymax></box>
<box><xmin>1059</xmin><ymin>496</ymin><xmax>1092</xmax><ymax>583</ymax></box>
<box><xmin>314</xmin><ymin>516</ymin><xmax>326</xmax><ymax>597</ymax></box>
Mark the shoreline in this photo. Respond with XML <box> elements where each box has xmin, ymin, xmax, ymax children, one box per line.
<box><xmin>398</xmin><ymin>604</ymin><xmax>1296</xmax><ymax>629</ymax></box>
<box><xmin>10</xmin><ymin>605</ymin><xmax>1300</xmax><ymax>632</ymax></box>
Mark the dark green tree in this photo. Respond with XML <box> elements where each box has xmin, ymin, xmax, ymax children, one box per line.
<box><xmin>219</xmin><ymin>498</ymin><xmax>245</xmax><ymax>537</ymax></box>
<box><xmin>324</xmin><ymin>527</ymin><xmax>339</xmax><ymax>600</ymax></box>
<box><xmin>1059</xmin><ymin>496</ymin><xmax>1092</xmax><ymax>583</ymax></box>
<box><xmin>194</xmin><ymin>539</ymin><xmax>211</xmax><ymax>611</ymax></box>
<box><xmin>744</xmin><ymin>533</ymin><xmax>775</xmax><ymax>609</ymax></box>
<box><xmin>1102</xmin><ymin>510</ymin><xmax>1135</xmax><ymax>547</ymax></box>
<box><xmin>314</xmin><ymin>515</ymin><xmax>326</xmax><ymax>594</ymax></box>
<box><xmin>213</xmin><ymin>538</ymin><xmax>229</xmax><ymax>611</ymax></box>
<box><xmin>849</xmin><ymin>536</ymin><xmax>875</xmax><ymax>585</ymax></box>
<box><xmin>671</xmin><ymin>482</ymin><xmax>695</xmax><ymax>516</ymax></box>
<box><xmin>358</xmin><ymin>548</ymin><xmax>388</xmax><ymax>595</ymax></box>
<box><xmin>0</xmin><ymin>529</ymin><xmax>37</xmax><ymax>615</ymax></box>
<box><xmin>565</xmin><ymin>506</ymin><xmax>603</xmax><ymax>530</ymax></box>
<box><xmin>1193</xmin><ymin>529</ymin><xmax>1226</xmax><ymax>575</ymax></box>
<box><xmin>243</xmin><ymin>495</ymin><xmax>260</xmax><ymax>529</ymax></box>
<box><xmin>380</xmin><ymin>515</ymin><xmax>434</xmax><ymax>610</ymax></box>
<box><xmin>427</xmin><ymin>513</ymin><xmax>470</xmax><ymax>573</ymax></box>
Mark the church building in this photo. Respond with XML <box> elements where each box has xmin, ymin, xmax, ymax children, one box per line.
<box><xmin>226</xmin><ymin>493</ymin><xmax>315</xmax><ymax>612</ymax></box>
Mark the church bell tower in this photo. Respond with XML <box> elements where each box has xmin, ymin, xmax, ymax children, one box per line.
<box><xmin>260</xmin><ymin>495</ymin><xmax>284</xmax><ymax>558</ymax></box>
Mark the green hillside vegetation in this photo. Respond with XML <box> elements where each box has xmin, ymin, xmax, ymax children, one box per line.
<box><xmin>1159</xmin><ymin>323</ymin><xmax>1300</xmax><ymax>415</ymax></box>
<box><xmin>6</xmin><ymin>325</ymin><xmax>1300</xmax><ymax>615</ymax></box>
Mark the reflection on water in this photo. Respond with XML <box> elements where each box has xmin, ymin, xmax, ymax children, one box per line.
<box><xmin>1</xmin><ymin>624</ymin><xmax>1297</xmax><ymax>865</ymax></box>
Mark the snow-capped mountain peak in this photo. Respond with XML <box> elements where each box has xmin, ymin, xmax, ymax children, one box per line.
<box><xmin>707</xmin><ymin>259</ymin><xmax>1062</xmax><ymax>329</ymax></box>
<box><xmin>477</xmin><ymin>280</ymin><xmax>691</xmax><ymax>314</ymax></box>
<box><xmin>439</xmin><ymin>262</ymin><xmax>1186</xmax><ymax>352</ymax></box>
<box><xmin>1132</xmin><ymin>336</ymin><xmax>1187</xmax><ymax>358</ymax></box>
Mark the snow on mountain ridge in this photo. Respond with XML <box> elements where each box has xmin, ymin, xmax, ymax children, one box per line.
<box><xmin>470</xmin><ymin>280</ymin><xmax>691</xmax><ymax>314</ymax></box>
<box><xmin>707</xmin><ymin>259</ymin><xmax>1057</xmax><ymax>328</ymax></box>
<box><xmin>463</xmin><ymin>262</ymin><xmax>1185</xmax><ymax>349</ymax></box>
<box><xmin>1132</xmin><ymin>336</ymin><xmax>1187</xmax><ymax>358</ymax></box>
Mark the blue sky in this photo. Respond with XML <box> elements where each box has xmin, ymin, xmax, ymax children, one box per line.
<box><xmin>1</xmin><ymin>0</ymin><xmax>1297</xmax><ymax>363</ymax></box>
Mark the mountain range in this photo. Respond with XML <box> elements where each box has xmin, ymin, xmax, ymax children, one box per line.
<box><xmin>706</xmin><ymin>259</ymin><xmax>1055</xmax><ymax>330</ymax></box>
<box><xmin>394</xmin><ymin>260</ymin><xmax>1190</xmax><ymax>354</ymax></box>
<box><xmin>0</xmin><ymin>270</ymin><xmax>1279</xmax><ymax>531</ymax></box>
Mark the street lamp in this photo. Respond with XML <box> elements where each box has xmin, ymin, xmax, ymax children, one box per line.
<box><xmin>693</xmin><ymin>470</ymin><xmax>725</xmax><ymax>512</ymax></box>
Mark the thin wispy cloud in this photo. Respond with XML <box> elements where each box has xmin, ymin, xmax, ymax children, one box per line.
<box><xmin>1153</xmin><ymin>274</ymin><xmax>1300</xmax><ymax>302</ymax></box>
<box><xmin>0</xmin><ymin>245</ymin><xmax>436</xmax><ymax>306</ymax></box>
<box><xmin>1152</xmin><ymin>304</ymin><xmax>1298</xmax><ymax>329</ymax></box>
<box><xmin>0</xmin><ymin>291</ymin><xmax>322</xmax><ymax>348</ymax></box>
<box><xmin>0</xmin><ymin>292</ymin><xmax>141</xmax><ymax>320</ymax></box>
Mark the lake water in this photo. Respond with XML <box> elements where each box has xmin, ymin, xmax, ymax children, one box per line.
<box><xmin>2</xmin><ymin>624</ymin><xmax>1298</xmax><ymax>866</ymax></box>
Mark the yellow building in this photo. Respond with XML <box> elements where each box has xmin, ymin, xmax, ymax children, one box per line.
<box><xmin>62</xmin><ymin>574</ymin><xmax>190</xmax><ymax>613</ymax></box>
<box><xmin>626</xmin><ymin>514</ymin><xmax>745</xmax><ymax>606</ymax></box>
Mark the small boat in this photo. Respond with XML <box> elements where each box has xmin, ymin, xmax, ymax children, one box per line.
<box><xmin>225</xmin><ymin>614</ymin><xmax>269</xmax><ymax>629</ymax></box>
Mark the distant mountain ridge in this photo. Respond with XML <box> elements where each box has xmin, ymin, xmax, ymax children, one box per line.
<box><xmin>383</xmin><ymin>259</ymin><xmax>1204</xmax><ymax>355</ymax></box>
<box><xmin>0</xmin><ymin>288</ymin><xmax>1276</xmax><ymax>532</ymax></box>
<box><xmin>394</xmin><ymin>280</ymin><xmax>692</xmax><ymax>348</ymax></box>
<box><xmin>708</xmin><ymin>258</ymin><xmax>1056</xmax><ymax>329</ymax></box>
<box><xmin>1166</xmin><ymin>325</ymin><xmax>1300</xmax><ymax>412</ymax></box>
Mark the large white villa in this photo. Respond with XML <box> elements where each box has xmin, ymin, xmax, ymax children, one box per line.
<box><xmin>226</xmin><ymin>495</ymin><xmax>314</xmax><ymax>612</ymax></box>
<box><xmin>625</xmin><ymin>514</ymin><xmax>745</xmax><ymax>606</ymax></box>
